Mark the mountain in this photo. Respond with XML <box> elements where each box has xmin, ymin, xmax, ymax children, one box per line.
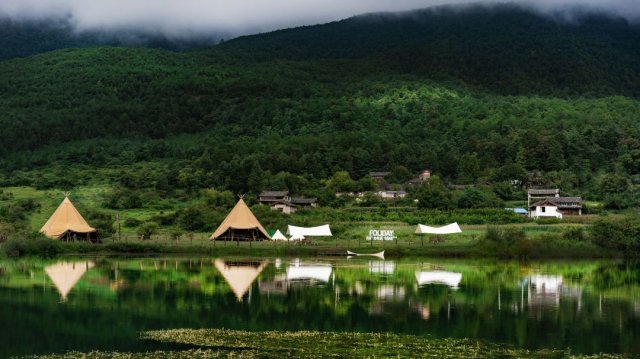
<box><xmin>220</xmin><ymin>4</ymin><xmax>640</xmax><ymax>97</ymax></box>
<box><xmin>0</xmin><ymin>4</ymin><xmax>639</xmax><ymax>198</ymax></box>
<box><xmin>0</xmin><ymin>18</ymin><xmax>221</xmax><ymax>61</ymax></box>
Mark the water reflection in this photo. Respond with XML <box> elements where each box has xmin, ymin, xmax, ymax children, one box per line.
<box><xmin>0</xmin><ymin>257</ymin><xmax>639</xmax><ymax>356</ymax></box>
<box><xmin>214</xmin><ymin>259</ymin><xmax>266</xmax><ymax>301</ymax></box>
<box><xmin>415</xmin><ymin>270</ymin><xmax>462</xmax><ymax>289</ymax></box>
<box><xmin>44</xmin><ymin>261</ymin><xmax>95</xmax><ymax>301</ymax></box>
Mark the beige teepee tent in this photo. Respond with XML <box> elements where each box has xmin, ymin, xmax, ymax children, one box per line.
<box><xmin>40</xmin><ymin>197</ymin><xmax>98</xmax><ymax>240</ymax></box>
<box><xmin>214</xmin><ymin>259</ymin><xmax>266</xmax><ymax>301</ymax></box>
<box><xmin>45</xmin><ymin>261</ymin><xmax>95</xmax><ymax>301</ymax></box>
<box><xmin>210</xmin><ymin>198</ymin><xmax>271</xmax><ymax>241</ymax></box>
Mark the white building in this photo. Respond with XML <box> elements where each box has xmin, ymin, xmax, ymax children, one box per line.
<box><xmin>529</xmin><ymin>199</ymin><xmax>563</xmax><ymax>219</ymax></box>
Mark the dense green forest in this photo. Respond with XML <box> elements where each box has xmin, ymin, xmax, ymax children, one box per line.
<box><xmin>1</xmin><ymin>4</ymin><xmax>640</xmax><ymax>215</ymax></box>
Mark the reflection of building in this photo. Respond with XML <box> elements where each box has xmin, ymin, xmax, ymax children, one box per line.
<box><xmin>214</xmin><ymin>259</ymin><xmax>267</xmax><ymax>301</ymax></box>
<box><xmin>369</xmin><ymin>261</ymin><xmax>395</xmax><ymax>275</ymax></box>
<box><xmin>45</xmin><ymin>261</ymin><xmax>95</xmax><ymax>301</ymax></box>
<box><xmin>415</xmin><ymin>271</ymin><xmax>462</xmax><ymax>289</ymax></box>
<box><xmin>526</xmin><ymin>274</ymin><xmax>582</xmax><ymax>309</ymax></box>
<box><xmin>376</xmin><ymin>285</ymin><xmax>405</xmax><ymax>300</ymax></box>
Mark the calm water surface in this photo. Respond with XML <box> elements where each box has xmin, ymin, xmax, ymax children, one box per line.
<box><xmin>0</xmin><ymin>256</ymin><xmax>639</xmax><ymax>357</ymax></box>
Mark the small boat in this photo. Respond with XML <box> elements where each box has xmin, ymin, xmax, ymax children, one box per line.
<box><xmin>346</xmin><ymin>250</ymin><xmax>385</xmax><ymax>259</ymax></box>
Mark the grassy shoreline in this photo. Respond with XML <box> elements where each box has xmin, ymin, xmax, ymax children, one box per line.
<box><xmin>0</xmin><ymin>232</ymin><xmax>620</xmax><ymax>259</ymax></box>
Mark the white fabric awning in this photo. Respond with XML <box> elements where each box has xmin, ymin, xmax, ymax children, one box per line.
<box><xmin>287</xmin><ymin>224</ymin><xmax>332</xmax><ymax>237</ymax></box>
<box><xmin>415</xmin><ymin>223</ymin><xmax>462</xmax><ymax>235</ymax></box>
<box><xmin>415</xmin><ymin>271</ymin><xmax>462</xmax><ymax>288</ymax></box>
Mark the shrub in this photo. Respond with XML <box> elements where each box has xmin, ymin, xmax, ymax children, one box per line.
<box><xmin>124</xmin><ymin>217</ymin><xmax>142</xmax><ymax>227</ymax></box>
<box><xmin>590</xmin><ymin>217</ymin><xmax>640</xmax><ymax>254</ymax></box>
<box><xmin>137</xmin><ymin>222</ymin><xmax>159</xmax><ymax>240</ymax></box>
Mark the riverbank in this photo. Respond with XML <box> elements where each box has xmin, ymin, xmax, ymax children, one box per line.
<box><xmin>0</xmin><ymin>227</ymin><xmax>619</xmax><ymax>259</ymax></box>
<box><xmin>27</xmin><ymin>329</ymin><xmax>629</xmax><ymax>358</ymax></box>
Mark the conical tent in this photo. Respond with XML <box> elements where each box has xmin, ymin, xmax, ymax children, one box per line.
<box><xmin>210</xmin><ymin>198</ymin><xmax>271</xmax><ymax>241</ymax></box>
<box><xmin>214</xmin><ymin>259</ymin><xmax>266</xmax><ymax>301</ymax></box>
<box><xmin>271</xmin><ymin>229</ymin><xmax>287</xmax><ymax>241</ymax></box>
<box><xmin>40</xmin><ymin>197</ymin><xmax>97</xmax><ymax>240</ymax></box>
<box><xmin>45</xmin><ymin>261</ymin><xmax>95</xmax><ymax>300</ymax></box>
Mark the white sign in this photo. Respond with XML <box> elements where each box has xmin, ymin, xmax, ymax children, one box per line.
<box><xmin>366</xmin><ymin>229</ymin><xmax>396</xmax><ymax>241</ymax></box>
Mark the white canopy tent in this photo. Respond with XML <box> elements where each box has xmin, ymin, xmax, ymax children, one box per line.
<box><xmin>287</xmin><ymin>224</ymin><xmax>332</xmax><ymax>237</ymax></box>
<box><xmin>415</xmin><ymin>223</ymin><xmax>462</xmax><ymax>235</ymax></box>
<box><xmin>415</xmin><ymin>271</ymin><xmax>463</xmax><ymax>289</ymax></box>
<box><xmin>271</xmin><ymin>229</ymin><xmax>288</xmax><ymax>241</ymax></box>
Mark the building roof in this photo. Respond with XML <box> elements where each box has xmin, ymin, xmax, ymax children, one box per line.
<box><xmin>40</xmin><ymin>197</ymin><xmax>97</xmax><ymax>239</ymax></box>
<box><xmin>506</xmin><ymin>208</ymin><xmax>529</xmax><ymax>214</ymax></box>
<box><xmin>530</xmin><ymin>197</ymin><xmax>582</xmax><ymax>208</ymax></box>
<box><xmin>291</xmin><ymin>197</ymin><xmax>317</xmax><ymax>204</ymax></box>
<box><xmin>528</xmin><ymin>188</ymin><xmax>560</xmax><ymax>195</ymax></box>
<box><xmin>369</xmin><ymin>172</ymin><xmax>391</xmax><ymax>177</ymax></box>
<box><xmin>259</xmin><ymin>191</ymin><xmax>289</xmax><ymax>197</ymax></box>
<box><xmin>210</xmin><ymin>198</ymin><xmax>271</xmax><ymax>240</ymax></box>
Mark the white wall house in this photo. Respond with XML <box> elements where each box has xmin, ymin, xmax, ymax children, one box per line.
<box><xmin>529</xmin><ymin>200</ymin><xmax>563</xmax><ymax>219</ymax></box>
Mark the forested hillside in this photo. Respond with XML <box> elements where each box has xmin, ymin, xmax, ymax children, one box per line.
<box><xmin>0</xmin><ymin>18</ymin><xmax>219</xmax><ymax>61</ymax></box>
<box><xmin>1</xmin><ymin>4</ymin><xmax>640</xmax><ymax>208</ymax></box>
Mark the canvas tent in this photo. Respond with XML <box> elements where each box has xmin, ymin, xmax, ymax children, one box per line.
<box><xmin>287</xmin><ymin>224</ymin><xmax>332</xmax><ymax>237</ymax></box>
<box><xmin>415</xmin><ymin>223</ymin><xmax>462</xmax><ymax>235</ymax></box>
<box><xmin>214</xmin><ymin>259</ymin><xmax>266</xmax><ymax>301</ymax></box>
<box><xmin>210</xmin><ymin>198</ymin><xmax>271</xmax><ymax>241</ymax></box>
<box><xmin>40</xmin><ymin>197</ymin><xmax>98</xmax><ymax>240</ymax></box>
<box><xmin>45</xmin><ymin>261</ymin><xmax>95</xmax><ymax>300</ymax></box>
<box><xmin>415</xmin><ymin>271</ymin><xmax>462</xmax><ymax>288</ymax></box>
<box><xmin>271</xmin><ymin>229</ymin><xmax>287</xmax><ymax>241</ymax></box>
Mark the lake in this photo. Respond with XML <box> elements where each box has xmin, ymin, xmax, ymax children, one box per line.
<box><xmin>0</xmin><ymin>256</ymin><xmax>638</xmax><ymax>357</ymax></box>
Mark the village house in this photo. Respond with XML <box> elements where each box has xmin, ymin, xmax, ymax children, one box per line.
<box><xmin>407</xmin><ymin>169</ymin><xmax>431</xmax><ymax>186</ymax></box>
<box><xmin>529</xmin><ymin>197</ymin><xmax>582</xmax><ymax>219</ymax></box>
<box><xmin>259</xmin><ymin>191</ymin><xmax>318</xmax><ymax>214</ymax></box>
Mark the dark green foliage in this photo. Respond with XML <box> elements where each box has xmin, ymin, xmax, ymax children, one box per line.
<box><xmin>137</xmin><ymin>222</ymin><xmax>159</xmax><ymax>240</ymax></box>
<box><xmin>105</xmin><ymin>189</ymin><xmax>143</xmax><ymax>210</ymax></box>
<box><xmin>124</xmin><ymin>217</ymin><xmax>142</xmax><ymax>228</ymax></box>
<box><xmin>414</xmin><ymin>176</ymin><xmax>453</xmax><ymax>209</ymax></box>
<box><xmin>481</xmin><ymin>226</ymin><xmax>530</xmax><ymax>258</ymax></box>
<box><xmin>0</xmin><ymin>6</ymin><xmax>639</xmax><ymax>203</ymax></box>
<box><xmin>590</xmin><ymin>216</ymin><xmax>640</xmax><ymax>254</ymax></box>
<box><xmin>456</xmin><ymin>188</ymin><xmax>504</xmax><ymax>209</ymax></box>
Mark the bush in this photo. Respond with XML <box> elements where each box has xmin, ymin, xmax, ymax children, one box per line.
<box><xmin>481</xmin><ymin>226</ymin><xmax>528</xmax><ymax>258</ymax></box>
<box><xmin>137</xmin><ymin>222</ymin><xmax>159</xmax><ymax>240</ymax></box>
<box><xmin>2</xmin><ymin>235</ymin><xmax>62</xmax><ymax>257</ymax></box>
<box><xmin>124</xmin><ymin>217</ymin><xmax>142</xmax><ymax>227</ymax></box>
<box><xmin>0</xmin><ymin>222</ymin><xmax>16</xmax><ymax>243</ymax></box>
<box><xmin>561</xmin><ymin>226</ymin><xmax>586</xmax><ymax>242</ymax></box>
<box><xmin>590</xmin><ymin>217</ymin><xmax>640</xmax><ymax>254</ymax></box>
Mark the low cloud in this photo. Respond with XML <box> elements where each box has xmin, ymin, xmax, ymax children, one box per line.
<box><xmin>0</xmin><ymin>0</ymin><xmax>637</xmax><ymax>38</ymax></box>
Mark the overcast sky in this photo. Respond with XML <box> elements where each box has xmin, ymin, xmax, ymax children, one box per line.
<box><xmin>0</xmin><ymin>0</ymin><xmax>637</xmax><ymax>38</ymax></box>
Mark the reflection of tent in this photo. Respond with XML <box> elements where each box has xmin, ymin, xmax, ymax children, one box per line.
<box><xmin>210</xmin><ymin>198</ymin><xmax>271</xmax><ymax>241</ymax></box>
<box><xmin>415</xmin><ymin>223</ymin><xmax>462</xmax><ymax>235</ymax></box>
<box><xmin>287</xmin><ymin>260</ymin><xmax>332</xmax><ymax>282</ymax></box>
<box><xmin>369</xmin><ymin>261</ymin><xmax>395</xmax><ymax>274</ymax></box>
<box><xmin>415</xmin><ymin>271</ymin><xmax>462</xmax><ymax>288</ymax></box>
<box><xmin>271</xmin><ymin>230</ymin><xmax>287</xmax><ymax>241</ymax></box>
<box><xmin>214</xmin><ymin>259</ymin><xmax>267</xmax><ymax>301</ymax></box>
<box><xmin>45</xmin><ymin>261</ymin><xmax>95</xmax><ymax>300</ymax></box>
<box><xmin>40</xmin><ymin>197</ymin><xmax>98</xmax><ymax>240</ymax></box>
<box><xmin>529</xmin><ymin>275</ymin><xmax>563</xmax><ymax>294</ymax></box>
<box><xmin>287</xmin><ymin>224</ymin><xmax>332</xmax><ymax>237</ymax></box>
